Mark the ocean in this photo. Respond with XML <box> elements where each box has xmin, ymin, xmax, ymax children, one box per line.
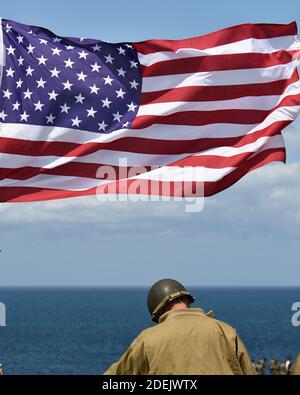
<box><xmin>0</xmin><ymin>287</ymin><xmax>299</xmax><ymax>375</ymax></box>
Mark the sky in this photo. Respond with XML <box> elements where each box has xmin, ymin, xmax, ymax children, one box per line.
<box><xmin>0</xmin><ymin>0</ymin><xmax>300</xmax><ymax>286</ymax></box>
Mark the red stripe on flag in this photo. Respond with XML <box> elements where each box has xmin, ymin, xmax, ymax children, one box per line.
<box><xmin>204</xmin><ymin>148</ymin><xmax>286</xmax><ymax>196</ymax></box>
<box><xmin>133</xmin><ymin>22</ymin><xmax>297</xmax><ymax>54</ymax></box>
<box><xmin>0</xmin><ymin>147</ymin><xmax>285</xmax><ymax>183</ymax></box>
<box><xmin>0</xmin><ymin>121</ymin><xmax>291</xmax><ymax>157</ymax></box>
<box><xmin>0</xmin><ymin>163</ymin><xmax>151</xmax><ymax>181</ymax></box>
<box><xmin>132</xmin><ymin>109</ymin><xmax>272</xmax><ymax>129</ymax></box>
<box><xmin>133</xmin><ymin>93</ymin><xmax>299</xmax><ymax>129</ymax></box>
<box><xmin>0</xmin><ymin>148</ymin><xmax>285</xmax><ymax>203</ymax></box>
<box><xmin>170</xmin><ymin>147</ymin><xmax>285</xmax><ymax>169</ymax></box>
<box><xmin>140</xmin><ymin>70</ymin><xmax>298</xmax><ymax>105</ymax></box>
<box><xmin>141</xmin><ymin>51</ymin><xmax>296</xmax><ymax>77</ymax></box>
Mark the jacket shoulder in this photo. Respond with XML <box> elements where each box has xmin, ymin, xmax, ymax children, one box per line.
<box><xmin>210</xmin><ymin>317</ymin><xmax>238</xmax><ymax>338</ymax></box>
<box><xmin>138</xmin><ymin>324</ymin><xmax>160</xmax><ymax>339</ymax></box>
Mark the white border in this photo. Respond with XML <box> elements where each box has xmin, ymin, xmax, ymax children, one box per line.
<box><xmin>0</xmin><ymin>17</ymin><xmax>4</xmax><ymax>89</ymax></box>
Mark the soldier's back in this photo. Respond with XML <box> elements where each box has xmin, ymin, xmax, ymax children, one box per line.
<box><xmin>141</xmin><ymin>308</ymin><xmax>254</xmax><ymax>375</ymax></box>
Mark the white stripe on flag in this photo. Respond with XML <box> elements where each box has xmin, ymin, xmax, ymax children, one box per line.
<box><xmin>194</xmin><ymin>134</ymin><xmax>284</xmax><ymax>158</ymax></box>
<box><xmin>0</xmin><ymin>104</ymin><xmax>299</xmax><ymax>144</ymax></box>
<box><xmin>138</xmin><ymin>35</ymin><xmax>297</xmax><ymax>66</ymax></box>
<box><xmin>141</xmin><ymin>60</ymin><xmax>298</xmax><ymax>92</ymax></box>
<box><xmin>0</xmin><ymin>134</ymin><xmax>283</xmax><ymax>171</ymax></box>
<box><xmin>0</xmin><ymin>166</ymin><xmax>235</xmax><ymax>189</ymax></box>
<box><xmin>137</xmin><ymin>80</ymin><xmax>300</xmax><ymax>116</ymax></box>
<box><xmin>0</xmin><ymin>150</ymin><xmax>187</xmax><ymax>168</ymax></box>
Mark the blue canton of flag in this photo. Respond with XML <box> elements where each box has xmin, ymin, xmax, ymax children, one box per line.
<box><xmin>0</xmin><ymin>19</ymin><xmax>141</xmax><ymax>133</ymax></box>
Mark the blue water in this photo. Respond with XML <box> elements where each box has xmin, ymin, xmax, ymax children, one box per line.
<box><xmin>0</xmin><ymin>287</ymin><xmax>299</xmax><ymax>374</ymax></box>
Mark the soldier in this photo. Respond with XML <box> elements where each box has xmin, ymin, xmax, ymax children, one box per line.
<box><xmin>292</xmin><ymin>354</ymin><xmax>300</xmax><ymax>375</ymax></box>
<box><xmin>285</xmin><ymin>356</ymin><xmax>293</xmax><ymax>375</ymax></box>
<box><xmin>255</xmin><ymin>358</ymin><xmax>265</xmax><ymax>375</ymax></box>
<box><xmin>103</xmin><ymin>279</ymin><xmax>256</xmax><ymax>375</ymax></box>
<box><xmin>279</xmin><ymin>360</ymin><xmax>287</xmax><ymax>375</ymax></box>
<box><xmin>269</xmin><ymin>357</ymin><xmax>279</xmax><ymax>375</ymax></box>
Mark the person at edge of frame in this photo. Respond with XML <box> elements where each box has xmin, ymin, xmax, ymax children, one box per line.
<box><xmin>293</xmin><ymin>354</ymin><xmax>300</xmax><ymax>375</ymax></box>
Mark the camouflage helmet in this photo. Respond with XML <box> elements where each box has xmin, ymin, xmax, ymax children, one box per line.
<box><xmin>147</xmin><ymin>279</ymin><xmax>195</xmax><ymax>322</ymax></box>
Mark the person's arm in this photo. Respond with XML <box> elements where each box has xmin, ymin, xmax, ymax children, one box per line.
<box><xmin>103</xmin><ymin>336</ymin><xmax>149</xmax><ymax>375</ymax></box>
<box><xmin>236</xmin><ymin>335</ymin><xmax>256</xmax><ymax>375</ymax></box>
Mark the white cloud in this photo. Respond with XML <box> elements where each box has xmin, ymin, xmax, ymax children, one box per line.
<box><xmin>202</xmin><ymin>162</ymin><xmax>300</xmax><ymax>236</ymax></box>
<box><xmin>0</xmin><ymin>193</ymin><xmax>186</xmax><ymax>229</ymax></box>
<box><xmin>284</xmin><ymin>121</ymin><xmax>300</xmax><ymax>145</ymax></box>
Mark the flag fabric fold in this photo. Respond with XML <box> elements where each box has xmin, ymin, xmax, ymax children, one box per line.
<box><xmin>0</xmin><ymin>18</ymin><xmax>300</xmax><ymax>202</ymax></box>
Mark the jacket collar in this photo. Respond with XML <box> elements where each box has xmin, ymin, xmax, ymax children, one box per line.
<box><xmin>158</xmin><ymin>307</ymin><xmax>206</xmax><ymax>324</ymax></box>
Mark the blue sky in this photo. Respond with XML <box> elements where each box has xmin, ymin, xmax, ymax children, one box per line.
<box><xmin>0</xmin><ymin>0</ymin><xmax>300</xmax><ymax>286</ymax></box>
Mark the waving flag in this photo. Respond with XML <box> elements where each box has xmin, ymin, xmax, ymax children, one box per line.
<box><xmin>0</xmin><ymin>18</ymin><xmax>300</xmax><ymax>202</ymax></box>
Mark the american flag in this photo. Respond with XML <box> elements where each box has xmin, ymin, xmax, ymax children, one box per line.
<box><xmin>0</xmin><ymin>18</ymin><xmax>300</xmax><ymax>202</ymax></box>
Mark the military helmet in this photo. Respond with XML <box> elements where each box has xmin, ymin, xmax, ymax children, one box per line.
<box><xmin>147</xmin><ymin>279</ymin><xmax>195</xmax><ymax>322</ymax></box>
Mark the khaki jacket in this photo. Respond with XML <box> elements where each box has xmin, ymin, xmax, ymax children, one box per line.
<box><xmin>104</xmin><ymin>308</ymin><xmax>255</xmax><ymax>375</ymax></box>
